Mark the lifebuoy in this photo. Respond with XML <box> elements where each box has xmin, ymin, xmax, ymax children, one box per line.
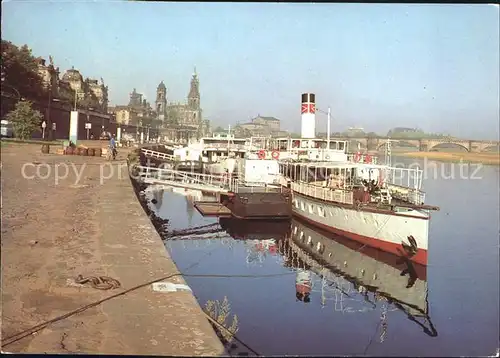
<box><xmin>271</xmin><ymin>150</ymin><xmax>280</xmax><ymax>160</ymax></box>
<box><xmin>364</xmin><ymin>154</ymin><xmax>372</xmax><ymax>164</ymax></box>
<box><xmin>354</xmin><ymin>152</ymin><xmax>361</xmax><ymax>162</ymax></box>
<box><xmin>258</xmin><ymin>149</ymin><xmax>266</xmax><ymax>160</ymax></box>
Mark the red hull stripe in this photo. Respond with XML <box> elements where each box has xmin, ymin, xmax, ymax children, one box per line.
<box><xmin>293</xmin><ymin>211</ymin><xmax>428</xmax><ymax>266</ymax></box>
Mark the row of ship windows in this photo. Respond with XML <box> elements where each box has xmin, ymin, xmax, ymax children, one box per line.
<box><xmin>292</xmin><ymin>226</ymin><xmax>377</xmax><ymax>280</ymax></box>
<box><xmin>293</xmin><ymin>199</ymin><xmax>376</xmax><ymax>225</ymax></box>
<box><xmin>293</xmin><ymin>226</ymin><xmax>327</xmax><ymax>255</ymax></box>
<box><xmin>294</xmin><ymin>199</ymin><xmax>330</xmax><ymax>218</ymax></box>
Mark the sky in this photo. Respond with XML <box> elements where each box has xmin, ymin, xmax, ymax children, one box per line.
<box><xmin>2</xmin><ymin>2</ymin><xmax>499</xmax><ymax>139</ymax></box>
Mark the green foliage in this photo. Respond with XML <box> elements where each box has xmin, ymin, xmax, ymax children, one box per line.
<box><xmin>1</xmin><ymin>40</ymin><xmax>46</xmax><ymax>100</ymax></box>
<box><xmin>58</xmin><ymin>87</ymin><xmax>77</xmax><ymax>105</ymax></box>
<box><xmin>204</xmin><ymin>296</ymin><xmax>239</xmax><ymax>343</ymax></box>
<box><xmin>5</xmin><ymin>101</ymin><xmax>44</xmax><ymax>140</ymax></box>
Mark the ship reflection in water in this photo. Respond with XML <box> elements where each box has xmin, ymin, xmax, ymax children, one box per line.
<box><xmin>159</xmin><ymin>192</ymin><xmax>438</xmax><ymax>355</ymax></box>
<box><xmin>281</xmin><ymin>218</ymin><xmax>437</xmax><ymax>338</ymax></box>
<box><xmin>165</xmin><ymin>216</ymin><xmax>436</xmax><ymax>355</ymax></box>
<box><xmin>220</xmin><ymin>217</ymin><xmax>436</xmax><ymax>333</ymax></box>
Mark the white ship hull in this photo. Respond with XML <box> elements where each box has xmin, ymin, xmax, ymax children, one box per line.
<box><xmin>292</xmin><ymin>192</ymin><xmax>429</xmax><ymax>265</ymax></box>
<box><xmin>287</xmin><ymin>219</ymin><xmax>432</xmax><ymax>321</ymax></box>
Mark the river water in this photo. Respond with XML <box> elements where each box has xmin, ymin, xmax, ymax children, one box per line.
<box><xmin>146</xmin><ymin>157</ymin><xmax>499</xmax><ymax>357</ymax></box>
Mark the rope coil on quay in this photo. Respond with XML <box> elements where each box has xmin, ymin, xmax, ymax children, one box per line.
<box><xmin>1</xmin><ymin>231</ymin><xmax>288</xmax><ymax>356</ymax></box>
<box><xmin>0</xmin><ymin>270</ymin><xmax>298</xmax><ymax>354</ymax></box>
<box><xmin>74</xmin><ymin>275</ymin><xmax>121</xmax><ymax>290</ymax></box>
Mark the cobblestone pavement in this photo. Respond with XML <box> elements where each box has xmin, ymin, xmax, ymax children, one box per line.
<box><xmin>1</xmin><ymin>143</ymin><xmax>224</xmax><ymax>355</ymax></box>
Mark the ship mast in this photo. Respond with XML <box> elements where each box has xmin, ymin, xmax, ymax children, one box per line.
<box><xmin>227</xmin><ymin>124</ymin><xmax>231</xmax><ymax>156</ymax></box>
<box><xmin>384</xmin><ymin>139</ymin><xmax>393</xmax><ymax>167</ymax></box>
<box><xmin>327</xmin><ymin>106</ymin><xmax>331</xmax><ymax>151</ymax></box>
<box><xmin>383</xmin><ymin>139</ymin><xmax>394</xmax><ymax>188</ymax></box>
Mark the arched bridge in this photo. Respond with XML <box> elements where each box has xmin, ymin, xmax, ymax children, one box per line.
<box><xmin>331</xmin><ymin>136</ymin><xmax>500</xmax><ymax>153</ymax></box>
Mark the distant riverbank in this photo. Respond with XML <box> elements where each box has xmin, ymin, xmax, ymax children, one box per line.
<box><xmin>398</xmin><ymin>151</ymin><xmax>500</xmax><ymax>165</ymax></box>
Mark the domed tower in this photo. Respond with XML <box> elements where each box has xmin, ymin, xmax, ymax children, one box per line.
<box><xmin>156</xmin><ymin>81</ymin><xmax>167</xmax><ymax>120</ymax></box>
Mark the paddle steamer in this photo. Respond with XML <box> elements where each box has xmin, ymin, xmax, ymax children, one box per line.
<box><xmin>277</xmin><ymin>93</ymin><xmax>439</xmax><ymax>266</ymax></box>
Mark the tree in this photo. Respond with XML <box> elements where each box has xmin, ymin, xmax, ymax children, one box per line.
<box><xmin>5</xmin><ymin>101</ymin><xmax>44</xmax><ymax>139</ymax></box>
<box><xmin>1</xmin><ymin>40</ymin><xmax>46</xmax><ymax>100</ymax></box>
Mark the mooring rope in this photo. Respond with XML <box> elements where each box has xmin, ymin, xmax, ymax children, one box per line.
<box><xmin>164</xmin><ymin>222</ymin><xmax>221</xmax><ymax>238</ymax></box>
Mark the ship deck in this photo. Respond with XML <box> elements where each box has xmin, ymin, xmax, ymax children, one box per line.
<box><xmin>193</xmin><ymin>201</ymin><xmax>232</xmax><ymax>217</ymax></box>
<box><xmin>235</xmin><ymin>185</ymin><xmax>282</xmax><ymax>194</ymax></box>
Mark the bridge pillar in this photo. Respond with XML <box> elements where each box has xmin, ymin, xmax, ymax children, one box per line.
<box><xmin>468</xmin><ymin>140</ymin><xmax>477</xmax><ymax>152</ymax></box>
<box><xmin>366</xmin><ymin>137</ymin><xmax>378</xmax><ymax>151</ymax></box>
<box><xmin>419</xmin><ymin>140</ymin><xmax>428</xmax><ymax>152</ymax></box>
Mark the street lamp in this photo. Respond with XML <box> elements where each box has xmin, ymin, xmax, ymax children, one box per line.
<box><xmin>45</xmin><ymin>98</ymin><xmax>60</xmax><ymax>140</ymax></box>
<box><xmin>45</xmin><ymin>64</ymin><xmax>60</xmax><ymax>141</ymax></box>
<box><xmin>86</xmin><ymin>107</ymin><xmax>94</xmax><ymax>140</ymax></box>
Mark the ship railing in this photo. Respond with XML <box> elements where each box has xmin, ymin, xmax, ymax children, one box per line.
<box><xmin>291</xmin><ymin>181</ymin><xmax>354</xmax><ymax>205</ymax></box>
<box><xmin>231</xmin><ymin>182</ymin><xmax>283</xmax><ymax>194</ymax></box>
<box><xmin>383</xmin><ymin>166</ymin><xmax>425</xmax><ymax>205</ymax></box>
<box><xmin>137</xmin><ymin>166</ymin><xmax>238</xmax><ymax>192</ymax></box>
<box><xmin>387</xmin><ymin>183</ymin><xmax>426</xmax><ymax>205</ymax></box>
<box><xmin>347</xmin><ymin>152</ymin><xmax>379</xmax><ymax>164</ymax></box>
<box><xmin>202</xmin><ymin>143</ymin><xmax>247</xmax><ymax>150</ymax></box>
<box><xmin>384</xmin><ymin>166</ymin><xmax>423</xmax><ymax>190</ymax></box>
<box><xmin>141</xmin><ymin>148</ymin><xmax>175</xmax><ymax>161</ymax></box>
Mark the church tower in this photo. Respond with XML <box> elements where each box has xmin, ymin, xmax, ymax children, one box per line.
<box><xmin>187</xmin><ymin>67</ymin><xmax>200</xmax><ymax>110</ymax></box>
<box><xmin>155</xmin><ymin>81</ymin><xmax>167</xmax><ymax>120</ymax></box>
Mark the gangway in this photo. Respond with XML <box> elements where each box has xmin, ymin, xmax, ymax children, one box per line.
<box><xmin>136</xmin><ymin>165</ymin><xmax>237</xmax><ymax>194</ymax></box>
<box><xmin>136</xmin><ymin>165</ymin><xmax>288</xmax><ymax>194</ymax></box>
<box><xmin>141</xmin><ymin>148</ymin><xmax>175</xmax><ymax>161</ymax></box>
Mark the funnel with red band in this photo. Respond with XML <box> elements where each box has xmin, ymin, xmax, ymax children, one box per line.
<box><xmin>301</xmin><ymin>93</ymin><xmax>316</xmax><ymax>138</ymax></box>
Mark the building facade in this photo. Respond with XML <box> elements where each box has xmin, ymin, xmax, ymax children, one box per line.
<box><xmin>36</xmin><ymin>58</ymin><xmax>109</xmax><ymax>113</ymax></box>
<box><xmin>110</xmin><ymin>69</ymin><xmax>210</xmax><ymax>143</ymax></box>
<box><xmin>235</xmin><ymin>115</ymin><xmax>286</xmax><ymax>137</ymax></box>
